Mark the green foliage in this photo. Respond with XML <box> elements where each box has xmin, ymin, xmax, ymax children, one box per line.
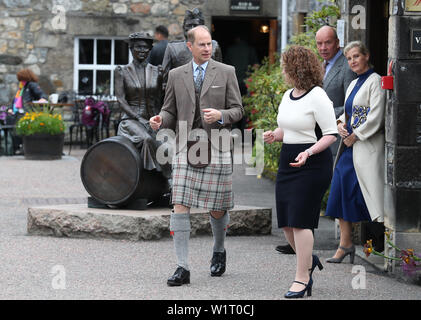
<box><xmin>304</xmin><ymin>0</ymin><xmax>341</xmax><ymax>33</ymax></box>
<box><xmin>16</xmin><ymin>104</ymin><xmax>64</xmax><ymax>136</ymax></box>
<box><xmin>243</xmin><ymin>56</ymin><xmax>287</xmax><ymax>174</ymax></box>
<box><xmin>290</xmin><ymin>0</ymin><xmax>341</xmax><ymax>55</ymax></box>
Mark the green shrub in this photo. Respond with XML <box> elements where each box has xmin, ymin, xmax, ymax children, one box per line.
<box><xmin>243</xmin><ymin>56</ymin><xmax>287</xmax><ymax>174</ymax></box>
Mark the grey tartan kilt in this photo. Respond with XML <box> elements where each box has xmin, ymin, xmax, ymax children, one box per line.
<box><xmin>171</xmin><ymin>148</ymin><xmax>234</xmax><ymax>211</ymax></box>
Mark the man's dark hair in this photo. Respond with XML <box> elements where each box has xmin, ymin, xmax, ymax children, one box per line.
<box><xmin>155</xmin><ymin>25</ymin><xmax>169</xmax><ymax>38</ymax></box>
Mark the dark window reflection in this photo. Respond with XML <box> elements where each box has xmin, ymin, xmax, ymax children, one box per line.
<box><xmin>115</xmin><ymin>40</ymin><xmax>129</xmax><ymax>65</ymax></box>
<box><xmin>96</xmin><ymin>70</ymin><xmax>111</xmax><ymax>96</ymax></box>
<box><xmin>79</xmin><ymin>39</ymin><xmax>93</xmax><ymax>64</ymax></box>
<box><xmin>97</xmin><ymin>39</ymin><xmax>111</xmax><ymax>65</ymax></box>
<box><xmin>78</xmin><ymin>70</ymin><xmax>93</xmax><ymax>95</ymax></box>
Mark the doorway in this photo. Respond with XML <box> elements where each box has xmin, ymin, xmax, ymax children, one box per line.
<box><xmin>367</xmin><ymin>0</ymin><xmax>389</xmax><ymax>75</ymax></box>
<box><xmin>211</xmin><ymin>17</ymin><xmax>277</xmax><ymax>65</ymax></box>
<box><xmin>360</xmin><ymin>0</ymin><xmax>389</xmax><ymax>249</ymax></box>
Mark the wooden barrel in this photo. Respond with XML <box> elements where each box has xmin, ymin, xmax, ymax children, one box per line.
<box><xmin>80</xmin><ymin>135</ymin><xmax>169</xmax><ymax>207</ymax></box>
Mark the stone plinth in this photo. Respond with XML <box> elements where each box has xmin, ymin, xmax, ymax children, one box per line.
<box><xmin>27</xmin><ymin>204</ymin><xmax>272</xmax><ymax>241</ymax></box>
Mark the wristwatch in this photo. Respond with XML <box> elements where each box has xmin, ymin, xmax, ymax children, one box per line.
<box><xmin>305</xmin><ymin>148</ymin><xmax>313</xmax><ymax>157</ymax></box>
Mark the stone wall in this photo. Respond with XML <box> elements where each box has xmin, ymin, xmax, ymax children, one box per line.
<box><xmin>0</xmin><ymin>0</ymin><xmax>333</xmax><ymax>104</ymax></box>
<box><xmin>0</xmin><ymin>0</ymin><xmax>207</xmax><ymax>104</ymax></box>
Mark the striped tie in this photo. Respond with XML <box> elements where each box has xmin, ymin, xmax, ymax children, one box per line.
<box><xmin>195</xmin><ymin>66</ymin><xmax>204</xmax><ymax>92</ymax></box>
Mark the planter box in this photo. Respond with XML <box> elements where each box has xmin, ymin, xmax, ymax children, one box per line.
<box><xmin>23</xmin><ymin>133</ymin><xmax>64</xmax><ymax>160</ymax></box>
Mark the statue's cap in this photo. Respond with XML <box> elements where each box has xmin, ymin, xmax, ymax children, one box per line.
<box><xmin>127</xmin><ymin>32</ymin><xmax>153</xmax><ymax>43</ymax></box>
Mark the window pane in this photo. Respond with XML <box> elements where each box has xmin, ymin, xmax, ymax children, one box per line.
<box><xmin>96</xmin><ymin>70</ymin><xmax>111</xmax><ymax>96</ymax></box>
<box><xmin>97</xmin><ymin>39</ymin><xmax>111</xmax><ymax>65</ymax></box>
<box><xmin>78</xmin><ymin>70</ymin><xmax>93</xmax><ymax>95</ymax></box>
<box><xmin>79</xmin><ymin>39</ymin><xmax>93</xmax><ymax>64</ymax></box>
<box><xmin>115</xmin><ymin>40</ymin><xmax>129</xmax><ymax>65</ymax></box>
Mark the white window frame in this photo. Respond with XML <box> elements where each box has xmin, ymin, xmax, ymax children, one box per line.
<box><xmin>73</xmin><ymin>36</ymin><xmax>132</xmax><ymax>98</ymax></box>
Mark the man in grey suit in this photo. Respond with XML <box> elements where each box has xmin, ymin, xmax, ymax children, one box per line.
<box><xmin>150</xmin><ymin>26</ymin><xmax>243</xmax><ymax>286</ymax></box>
<box><xmin>276</xmin><ymin>26</ymin><xmax>356</xmax><ymax>255</ymax></box>
<box><xmin>316</xmin><ymin>26</ymin><xmax>356</xmax><ymax>120</ymax></box>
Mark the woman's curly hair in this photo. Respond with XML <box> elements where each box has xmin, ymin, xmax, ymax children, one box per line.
<box><xmin>17</xmin><ymin>68</ymin><xmax>39</xmax><ymax>82</ymax></box>
<box><xmin>281</xmin><ymin>45</ymin><xmax>323</xmax><ymax>91</ymax></box>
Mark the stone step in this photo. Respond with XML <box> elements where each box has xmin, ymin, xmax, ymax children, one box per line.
<box><xmin>27</xmin><ymin>204</ymin><xmax>272</xmax><ymax>241</ymax></box>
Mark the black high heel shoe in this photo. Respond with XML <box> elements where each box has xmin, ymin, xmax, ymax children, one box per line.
<box><xmin>284</xmin><ymin>277</ymin><xmax>313</xmax><ymax>299</ymax></box>
<box><xmin>309</xmin><ymin>254</ymin><xmax>324</xmax><ymax>277</ymax></box>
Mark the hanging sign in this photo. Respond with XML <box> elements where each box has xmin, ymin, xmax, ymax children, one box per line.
<box><xmin>230</xmin><ymin>0</ymin><xmax>261</xmax><ymax>12</ymax></box>
<box><xmin>411</xmin><ymin>29</ymin><xmax>421</xmax><ymax>52</ymax></box>
<box><xmin>406</xmin><ymin>0</ymin><xmax>421</xmax><ymax>11</ymax></box>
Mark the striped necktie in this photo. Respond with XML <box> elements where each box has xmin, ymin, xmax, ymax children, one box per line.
<box><xmin>195</xmin><ymin>65</ymin><xmax>204</xmax><ymax>92</ymax></box>
<box><xmin>323</xmin><ymin>61</ymin><xmax>329</xmax><ymax>78</ymax></box>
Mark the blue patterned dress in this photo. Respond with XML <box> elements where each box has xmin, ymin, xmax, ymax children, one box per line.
<box><xmin>325</xmin><ymin>69</ymin><xmax>374</xmax><ymax>222</ymax></box>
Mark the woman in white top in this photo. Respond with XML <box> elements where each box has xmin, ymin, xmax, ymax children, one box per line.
<box><xmin>264</xmin><ymin>46</ymin><xmax>337</xmax><ymax>298</ymax></box>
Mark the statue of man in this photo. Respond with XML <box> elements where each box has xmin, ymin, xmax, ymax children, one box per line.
<box><xmin>161</xmin><ymin>8</ymin><xmax>223</xmax><ymax>88</ymax></box>
<box><xmin>114</xmin><ymin>32</ymin><xmax>171</xmax><ymax>178</ymax></box>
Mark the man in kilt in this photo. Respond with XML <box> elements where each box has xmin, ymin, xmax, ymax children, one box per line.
<box><xmin>150</xmin><ymin>25</ymin><xmax>244</xmax><ymax>286</ymax></box>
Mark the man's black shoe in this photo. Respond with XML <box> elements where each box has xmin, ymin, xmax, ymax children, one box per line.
<box><xmin>275</xmin><ymin>244</ymin><xmax>295</xmax><ymax>255</ymax></box>
<box><xmin>210</xmin><ymin>250</ymin><xmax>226</xmax><ymax>277</ymax></box>
<box><xmin>167</xmin><ymin>266</ymin><xmax>190</xmax><ymax>286</ymax></box>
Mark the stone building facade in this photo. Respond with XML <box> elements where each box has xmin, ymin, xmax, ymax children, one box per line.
<box><xmin>0</xmin><ymin>0</ymin><xmax>209</xmax><ymax>104</ymax></box>
<box><xmin>0</xmin><ymin>0</ymin><xmax>329</xmax><ymax>104</ymax></box>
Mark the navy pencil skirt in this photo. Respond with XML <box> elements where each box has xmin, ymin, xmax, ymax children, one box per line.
<box><xmin>276</xmin><ymin>143</ymin><xmax>333</xmax><ymax>229</ymax></box>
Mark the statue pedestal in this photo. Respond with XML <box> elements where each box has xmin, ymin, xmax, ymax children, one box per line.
<box><xmin>27</xmin><ymin>204</ymin><xmax>272</xmax><ymax>241</ymax></box>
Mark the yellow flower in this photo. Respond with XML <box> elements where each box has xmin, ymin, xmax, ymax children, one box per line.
<box><xmin>363</xmin><ymin>239</ymin><xmax>373</xmax><ymax>257</ymax></box>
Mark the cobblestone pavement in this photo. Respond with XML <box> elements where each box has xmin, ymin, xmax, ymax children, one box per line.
<box><xmin>0</xmin><ymin>146</ymin><xmax>420</xmax><ymax>300</ymax></box>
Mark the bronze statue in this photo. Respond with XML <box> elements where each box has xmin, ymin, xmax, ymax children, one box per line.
<box><xmin>114</xmin><ymin>32</ymin><xmax>171</xmax><ymax>178</ymax></box>
<box><xmin>161</xmin><ymin>8</ymin><xmax>223</xmax><ymax>87</ymax></box>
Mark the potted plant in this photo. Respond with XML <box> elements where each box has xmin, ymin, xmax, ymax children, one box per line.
<box><xmin>15</xmin><ymin>104</ymin><xmax>65</xmax><ymax>160</ymax></box>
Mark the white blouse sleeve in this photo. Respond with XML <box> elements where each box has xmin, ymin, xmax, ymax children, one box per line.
<box><xmin>313</xmin><ymin>88</ymin><xmax>338</xmax><ymax>136</ymax></box>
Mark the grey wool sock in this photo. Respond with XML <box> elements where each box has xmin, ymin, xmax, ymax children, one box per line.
<box><xmin>170</xmin><ymin>213</ymin><xmax>191</xmax><ymax>271</ymax></box>
<box><xmin>210</xmin><ymin>211</ymin><xmax>230</xmax><ymax>253</ymax></box>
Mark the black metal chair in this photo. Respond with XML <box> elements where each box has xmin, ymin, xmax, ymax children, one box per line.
<box><xmin>92</xmin><ymin>100</ymin><xmax>112</xmax><ymax>142</ymax></box>
<box><xmin>108</xmin><ymin>100</ymin><xmax>121</xmax><ymax>136</ymax></box>
<box><xmin>68</xmin><ymin>97</ymin><xmax>116</xmax><ymax>155</ymax></box>
<box><xmin>0</xmin><ymin>124</ymin><xmax>15</xmax><ymax>156</ymax></box>
<box><xmin>68</xmin><ymin>99</ymin><xmax>90</xmax><ymax>155</ymax></box>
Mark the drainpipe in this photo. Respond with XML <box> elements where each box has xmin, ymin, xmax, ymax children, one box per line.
<box><xmin>281</xmin><ymin>0</ymin><xmax>288</xmax><ymax>51</ymax></box>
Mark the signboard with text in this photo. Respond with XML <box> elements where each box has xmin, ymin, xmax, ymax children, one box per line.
<box><xmin>230</xmin><ymin>0</ymin><xmax>261</xmax><ymax>12</ymax></box>
<box><xmin>405</xmin><ymin>0</ymin><xmax>421</xmax><ymax>12</ymax></box>
<box><xmin>411</xmin><ymin>29</ymin><xmax>421</xmax><ymax>52</ymax></box>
